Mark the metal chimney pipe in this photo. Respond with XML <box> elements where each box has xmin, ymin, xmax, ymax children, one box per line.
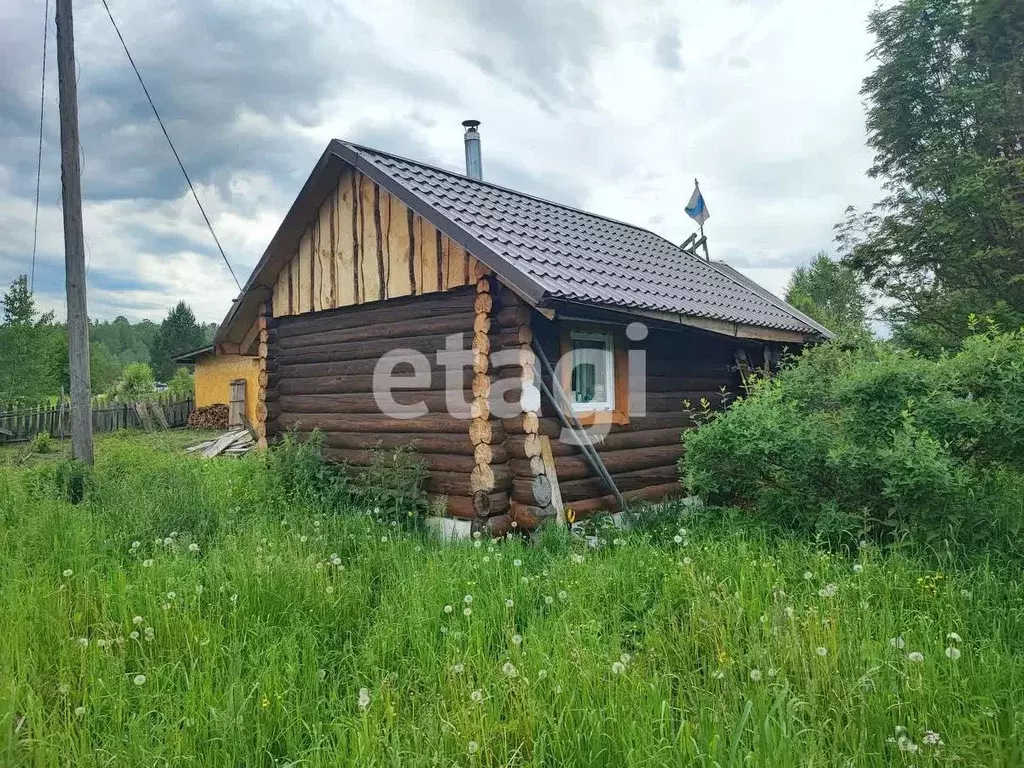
<box><xmin>462</xmin><ymin>119</ymin><xmax>482</xmax><ymax>180</ymax></box>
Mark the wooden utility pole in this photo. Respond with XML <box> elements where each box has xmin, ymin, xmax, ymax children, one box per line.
<box><xmin>55</xmin><ymin>0</ymin><xmax>93</xmax><ymax>464</ymax></box>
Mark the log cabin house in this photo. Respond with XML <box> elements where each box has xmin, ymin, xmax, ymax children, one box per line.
<box><xmin>201</xmin><ymin>122</ymin><xmax>830</xmax><ymax>536</ymax></box>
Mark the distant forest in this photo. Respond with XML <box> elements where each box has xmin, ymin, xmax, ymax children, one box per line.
<box><xmin>0</xmin><ymin>275</ymin><xmax>215</xmax><ymax>404</ymax></box>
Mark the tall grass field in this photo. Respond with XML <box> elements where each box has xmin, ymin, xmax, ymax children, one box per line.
<box><xmin>1</xmin><ymin>433</ymin><xmax>1022</xmax><ymax>766</ymax></box>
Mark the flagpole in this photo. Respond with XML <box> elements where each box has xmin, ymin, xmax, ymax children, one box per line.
<box><xmin>695</xmin><ymin>178</ymin><xmax>709</xmax><ymax>260</ymax></box>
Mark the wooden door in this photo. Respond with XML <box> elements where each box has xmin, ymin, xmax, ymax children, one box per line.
<box><xmin>228</xmin><ymin>379</ymin><xmax>246</xmax><ymax>427</ymax></box>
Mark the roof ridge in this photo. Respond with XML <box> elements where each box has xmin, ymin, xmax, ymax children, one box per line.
<box><xmin>338</xmin><ymin>139</ymin><xmax>701</xmax><ymax>251</ymax></box>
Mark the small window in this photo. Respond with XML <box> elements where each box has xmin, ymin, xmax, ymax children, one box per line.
<box><xmin>569</xmin><ymin>331</ymin><xmax>614</xmax><ymax>412</ymax></box>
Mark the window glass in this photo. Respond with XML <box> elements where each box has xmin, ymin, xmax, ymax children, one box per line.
<box><xmin>570</xmin><ymin>333</ymin><xmax>613</xmax><ymax>410</ymax></box>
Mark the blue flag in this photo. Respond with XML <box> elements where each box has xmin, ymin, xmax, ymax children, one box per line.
<box><xmin>685</xmin><ymin>183</ymin><xmax>709</xmax><ymax>226</ymax></box>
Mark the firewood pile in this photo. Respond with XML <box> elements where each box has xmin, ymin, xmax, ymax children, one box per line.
<box><xmin>187</xmin><ymin>404</ymin><xmax>229</xmax><ymax>430</ymax></box>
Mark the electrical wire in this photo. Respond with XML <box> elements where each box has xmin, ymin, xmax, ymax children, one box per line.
<box><xmin>99</xmin><ymin>0</ymin><xmax>241</xmax><ymax>291</ymax></box>
<box><xmin>30</xmin><ymin>0</ymin><xmax>50</xmax><ymax>293</ymax></box>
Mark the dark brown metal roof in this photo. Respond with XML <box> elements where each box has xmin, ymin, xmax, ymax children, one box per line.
<box><xmin>217</xmin><ymin>140</ymin><xmax>831</xmax><ymax>343</ymax></box>
<box><xmin>343</xmin><ymin>142</ymin><xmax>829</xmax><ymax>337</ymax></box>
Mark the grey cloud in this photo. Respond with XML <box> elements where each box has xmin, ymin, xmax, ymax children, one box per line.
<box><xmin>450</xmin><ymin>0</ymin><xmax>606</xmax><ymax>112</ymax></box>
<box><xmin>654</xmin><ymin>29</ymin><xmax>684</xmax><ymax>71</ymax></box>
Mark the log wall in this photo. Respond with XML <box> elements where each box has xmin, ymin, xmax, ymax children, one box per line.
<box><xmin>271</xmin><ymin>167</ymin><xmax>488</xmax><ymax>318</ymax></box>
<box><xmin>488</xmin><ymin>290</ymin><xmax>749</xmax><ymax>525</ymax></box>
<box><xmin>265</xmin><ymin>287</ymin><xmax>486</xmax><ymax>515</ymax></box>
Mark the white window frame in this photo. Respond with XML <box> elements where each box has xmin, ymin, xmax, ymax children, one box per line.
<box><xmin>568</xmin><ymin>329</ymin><xmax>615</xmax><ymax>413</ymax></box>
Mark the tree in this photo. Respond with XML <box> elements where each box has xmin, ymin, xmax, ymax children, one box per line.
<box><xmin>167</xmin><ymin>367</ymin><xmax>194</xmax><ymax>399</ymax></box>
<box><xmin>109</xmin><ymin>362</ymin><xmax>156</xmax><ymax>402</ymax></box>
<box><xmin>837</xmin><ymin>0</ymin><xmax>1024</xmax><ymax>355</ymax></box>
<box><xmin>151</xmin><ymin>301</ymin><xmax>206</xmax><ymax>381</ymax></box>
<box><xmin>2</xmin><ymin>275</ymin><xmax>35</xmax><ymax>326</ymax></box>
<box><xmin>785</xmin><ymin>252</ymin><xmax>869</xmax><ymax>337</ymax></box>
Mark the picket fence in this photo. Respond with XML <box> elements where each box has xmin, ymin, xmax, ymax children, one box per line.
<box><xmin>0</xmin><ymin>398</ymin><xmax>194</xmax><ymax>443</ymax></box>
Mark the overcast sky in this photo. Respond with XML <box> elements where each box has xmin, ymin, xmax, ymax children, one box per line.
<box><xmin>1</xmin><ymin>0</ymin><xmax>882</xmax><ymax>324</ymax></box>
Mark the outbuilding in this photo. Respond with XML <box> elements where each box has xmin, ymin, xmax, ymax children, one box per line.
<box><xmin>204</xmin><ymin>123</ymin><xmax>830</xmax><ymax>534</ymax></box>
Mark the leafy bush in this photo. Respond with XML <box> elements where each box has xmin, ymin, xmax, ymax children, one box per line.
<box><xmin>167</xmin><ymin>367</ymin><xmax>194</xmax><ymax>399</ymax></box>
<box><xmin>29</xmin><ymin>431</ymin><xmax>54</xmax><ymax>454</ymax></box>
<box><xmin>108</xmin><ymin>362</ymin><xmax>156</xmax><ymax>402</ymax></box>
<box><xmin>265</xmin><ymin>429</ymin><xmax>429</xmax><ymax>526</ymax></box>
<box><xmin>682</xmin><ymin>329</ymin><xmax>1024</xmax><ymax>549</ymax></box>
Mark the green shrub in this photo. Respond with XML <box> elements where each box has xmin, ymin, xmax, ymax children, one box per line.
<box><xmin>683</xmin><ymin>330</ymin><xmax>1024</xmax><ymax>549</ymax></box>
<box><xmin>108</xmin><ymin>362</ymin><xmax>156</xmax><ymax>402</ymax></box>
<box><xmin>265</xmin><ymin>430</ymin><xmax>429</xmax><ymax>526</ymax></box>
<box><xmin>167</xmin><ymin>366</ymin><xmax>194</xmax><ymax>399</ymax></box>
<box><xmin>28</xmin><ymin>431</ymin><xmax>54</xmax><ymax>454</ymax></box>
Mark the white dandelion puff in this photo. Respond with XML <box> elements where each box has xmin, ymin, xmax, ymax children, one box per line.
<box><xmin>803</xmin><ymin>571</ymin><xmax>813</xmax><ymax>581</ymax></box>
<box><xmin>464</xmin><ymin>594</ymin><xmax>473</xmax><ymax>605</ymax></box>
<box><xmin>513</xmin><ymin>559</ymin><xmax>523</xmax><ymax>568</ymax></box>
<box><xmin>444</xmin><ymin>604</ymin><xmax>453</xmax><ymax>614</ymax></box>
<box><xmin>142</xmin><ymin>559</ymin><xmax>154</xmax><ymax>568</ymax></box>
<box><xmin>452</xmin><ymin>663</ymin><xmax>465</xmax><ymax>674</ymax></box>
<box><xmin>947</xmin><ymin>632</ymin><xmax>962</xmax><ymax>643</ymax></box>
<box><xmin>129</xmin><ymin>631</ymin><xmax>139</xmax><ymax>640</ymax></box>
<box><xmin>673</xmin><ymin>535</ymin><xmax>683</xmax><ymax>544</ymax></box>
<box><xmin>463</xmin><ymin>607</ymin><xmax>472</xmax><ymax>617</ymax></box>
<box><xmin>505</xmin><ymin>599</ymin><xmax>514</xmax><ymax>608</ymax></box>
<box><xmin>132</xmin><ymin>616</ymin><xmax>143</xmax><ymax>625</ymax></box>
<box><xmin>889</xmin><ymin>636</ymin><xmax>906</xmax><ymax>649</ymax></box>
<box><xmin>188</xmin><ymin>543</ymin><xmax>199</xmax><ymax>553</ymax></box>
<box><xmin>611</xmin><ymin>661</ymin><xmax>625</xmax><ymax>674</ymax></box>
<box><xmin>358</xmin><ymin>687</ymin><xmax>371</xmax><ymax>710</ymax></box>
<box><xmin>76</xmin><ymin>637</ymin><xmax>88</xmax><ymax>647</ymax></box>
<box><xmin>749</xmin><ymin>669</ymin><xmax>763</xmax><ymax>682</ymax></box>
<box><xmin>502</xmin><ymin>662</ymin><xmax>518</xmax><ymax>678</ymax></box>
<box><xmin>711</xmin><ymin>670</ymin><xmax>725</xmax><ymax>680</ymax></box>
<box><xmin>816</xmin><ymin>647</ymin><xmax>828</xmax><ymax>657</ymax></box>
<box><xmin>325</xmin><ymin>586</ymin><xmax>334</xmax><ymax>595</ymax></box>
<box><xmin>557</xmin><ymin>590</ymin><xmax>568</xmax><ymax>600</ymax></box>
<box><xmin>62</xmin><ymin>569</ymin><xmax>73</xmax><ymax>578</ymax></box>
<box><xmin>468</xmin><ymin>741</ymin><xmax>479</xmax><ymax>755</ymax></box>
<box><xmin>511</xmin><ymin>634</ymin><xmax>523</xmax><ymax>646</ymax></box>
<box><xmin>908</xmin><ymin>651</ymin><xmax>924</xmax><ymax>662</ymax></box>
<box><xmin>166</xmin><ymin>592</ymin><xmax>176</xmax><ymax>600</ymax></box>
<box><xmin>133</xmin><ymin>674</ymin><xmax>147</xmax><ymax>686</ymax></box>
<box><xmin>945</xmin><ymin>646</ymin><xmax>961</xmax><ymax>659</ymax></box>
<box><xmin>544</xmin><ymin>595</ymin><xmax>554</xmax><ymax>605</ymax></box>
<box><xmin>470</xmin><ymin>689</ymin><xmax>483</xmax><ymax>703</ymax></box>
<box><xmin>852</xmin><ymin>563</ymin><xmax>863</xmax><ymax>573</ymax></box>
<box><xmin>131</xmin><ymin>541</ymin><xmax>140</xmax><ymax>549</ymax></box>
<box><xmin>784</xmin><ymin>607</ymin><xmax>795</xmax><ymax>619</ymax></box>
<box><xmin>620</xmin><ymin>652</ymin><xmax>631</xmax><ymax>664</ymax></box>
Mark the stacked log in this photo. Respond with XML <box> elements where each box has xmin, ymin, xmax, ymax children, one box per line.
<box><xmin>489</xmin><ymin>288</ymin><xmax>556</xmax><ymax>533</ymax></box>
<box><xmin>187</xmin><ymin>404</ymin><xmax>229</xmax><ymax>430</ymax></box>
<box><xmin>465</xmin><ymin>275</ymin><xmax>513</xmax><ymax>537</ymax></box>
<box><xmin>266</xmin><ymin>286</ymin><xmax>489</xmax><ymax>517</ymax></box>
<box><xmin>528</xmin><ymin>314</ymin><xmax>739</xmax><ymax>520</ymax></box>
<box><xmin>255</xmin><ymin>303</ymin><xmax>272</xmax><ymax>449</ymax></box>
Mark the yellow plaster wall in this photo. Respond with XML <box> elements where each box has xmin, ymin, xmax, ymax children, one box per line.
<box><xmin>194</xmin><ymin>354</ymin><xmax>260</xmax><ymax>426</ymax></box>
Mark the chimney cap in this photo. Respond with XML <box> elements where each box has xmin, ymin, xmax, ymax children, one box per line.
<box><xmin>462</xmin><ymin>119</ymin><xmax>481</xmax><ymax>130</ymax></box>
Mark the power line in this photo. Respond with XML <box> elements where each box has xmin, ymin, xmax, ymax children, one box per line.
<box><xmin>99</xmin><ymin>0</ymin><xmax>241</xmax><ymax>291</ymax></box>
<box><xmin>30</xmin><ymin>0</ymin><xmax>50</xmax><ymax>293</ymax></box>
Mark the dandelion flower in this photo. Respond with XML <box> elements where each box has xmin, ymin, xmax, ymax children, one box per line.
<box><xmin>188</xmin><ymin>543</ymin><xmax>200</xmax><ymax>553</ymax></box>
<box><xmin>131</xmin><ymin>541</ymin><xmax>140</xmax><ymax>549</ymax></box>
<box><xmin>544</xmin><ymin>595</ymin><xmax>554</xmax><ymax>605</ymax></box>
<box><xmin>537</xmin><ymin>669</ymin><xmax>547</xmax><ymax>679</ymax></box>
<box><xmin>464</xmin><ymin>594</ymin><xmax>473</xmax><ymax>605</ymax></box>
<box><xmin>452</xmin><ymin>663</ymin><xmax>465</xmax><ymax>674</ymax></box>
<box><xmin>468</xmin><ymin>741</ymin><xmax>479</xmax><ymax>755</ymax></box>
<box><xmin>711</xmin><ymin>670</ymin><xmax>725</xmax><ymax>680</ymax></box>
<box><xmin>673</xmin><ymin>535</ymin><xmax>683</xmax><ymax>544</ymax></box>
<box><xmin>620</xmin><ymin>652</ymin><xmax>631</xmax><ymax>664</ymax></box>
<box><xmin>505</xmin><ymin>598</ymin><xmax>514</xmax><ymax>608</ymax></box>
<box><xmin>62</xmin><ymin>569</ymin><xmax>73</xmax><ymax>578</ymax></box>
<box><xmin>132</xmin><ymin>616</ymin><xmax>143</xmax><ymax>625</ymax></box>
<box><xmin>502</xmin><ymin>662</ymin><xmax>518</xmax><ymax>678</ymax></box>
<box><xmin>683</xmin><ymin>557</ymin><xmax>692</xmax><ymax>565</ymax></box>
<box><xmin>784</xmin><ymin>607</ymin><xmax>795</xmax><ymax>619</ymax></box>
<box><xmin>852</xmin><ymin>563</ymin><xmax>863</xmax><ymax>573</ymax></box>
<box><xmin>513</xmin><ymin>559</ymin><xmax>523</xmax><ymax>567</ymax></box>
<box><xmin>300</xmin><ymin>535</ymin><xmax>308</xmax><ymax>543</ymax></box>
<box><xmin>444</xmin><ymin>604</ymin><xmax>453</xmax><ymax>614</ymax></box>
<box><xmin>133</xmin><ymin>674</ymin><xmax>146</xmax><ymax>686</ymax></box>
<box><xmin>947</xmin><ymin>632</ymin><xmax>962</xmax><ymax>643</ymax></box>
<box><xmin>163</xmin><ymin>538</ymin><xmax>173</xmax><ymax>547</ymax></box>
<box><xmin>816</xmin><ymin>647</ymin><xmax>828</xmax><ymax>657</ymax></box>
<box><xmin>557</xmin><ymin>590</ymin><xmax>568</xmax><ymax>600</ymax></box>
<box><xmin>803</xmin><ymin>571</ymin><xmax>813</xmax><ymax>581</ymax></box>
<box><xmin>889</xmin><ymin>636</ymin><xmax>906</xmax><ymax>649</ymax></box>
<box><xmin>611</xmin><ymin>661</ymin><xmax>625</xmax><ymax>674</ymax></box>
<box><xmin>945</xmin><ymin>646</ymin><xmax>961</xmax><ymax>659</ymax></box>
<box><xmin>77</xmin><ymin>637</ymin><xmax>88</xmax><ymax>647</ymax></box>
<box><xmin>818</xmin><ymin>583</ymin><xmax>838</xmax><ymax>598</ymax></box>
<box><xmin>897</xmin><ymin>735</ymin><xmax>918</xmax><ymax>753</ymax></box>
<box><xmin>142</xmin><ymin>559</ymin><xmax>154</xmax><ymax>568</ymax></box>
<box><xmin>463</xmin><ymin>607</ymin><xmax>472</xmax><ymax>617</ymax></box>
<box><xmin>74</xmin><ymin>705</ymin><xmax>86</xmax><ymax>717</ymax></box>
<box><xmin>511</xmin><ymin>634</ymin><xmax>523</xmax><ymax>646</ymax></box>
<box><xmin>166</xmin><ymin>592</ymin><xmax>176</xmax><ymax>600</ymax></box>
<box><xmin>358</xmin><ymin>687</ymin><xmax>371</xmax><ymax>711</ymax></box>
<box><xmin>908</xmin><ymin>651</ymin><xmax>924</xmax><ymax>662</ymax></box>
<box><xmin>470</xmin><ymin>689</ymin><xmax>483</xmax><ymax>703</ymax></box>
<box><xmin>96</xmin><ymin>639</ymin><xmax>107</xmax><ymax>649</ymax></box>
<box><xmin>749</xmin><ymin>669</ymin><xmax>763</xmax><ymax>682</ymax></box>
<box><xmin>129</xmin><ymin>631</ymin><xmax>139</xmax><ymax>640</ymax></box>
<box><xmin>325</xmin><ymin>586</ymin><xmax>334</xmax><ymax>595</ymax></box>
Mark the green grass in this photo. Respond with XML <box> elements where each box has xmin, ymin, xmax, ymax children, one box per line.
<box><xmin>0</xmin><ymin>428</ymin><xmax>222</xmax><ymax>467</ymax></box>
<box><xmin>1</xmin><ymin>435</ymin><xmax>1022</xmax><ymax>766</ymax></box>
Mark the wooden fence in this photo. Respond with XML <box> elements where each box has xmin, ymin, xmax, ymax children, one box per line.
<box><xmin>0</xmin><ymin>398</ymin><xmax>194</xmax><ymax>443</ymax></box>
